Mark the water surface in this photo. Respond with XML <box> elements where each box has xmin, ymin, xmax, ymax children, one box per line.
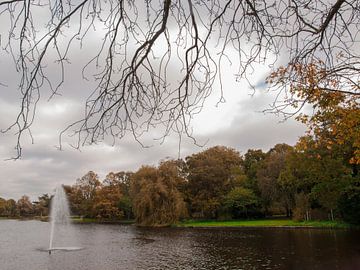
<box><xmin>0</xmin><ymin>220</ymin><xmax>359</xmax><ymax>270</ymax></box>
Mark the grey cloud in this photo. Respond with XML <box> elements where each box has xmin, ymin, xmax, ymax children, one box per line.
<box><xmin>0</xmin><ymin>3</ymin><xmax>307</xmax><ymax>201</ymax></box>
<box><xmin>0</xmin><ymin>67</ymin><xmax>307</xmax><ymax>201</ymax></box>
<box><xmin>201</xmin><ymin>114</ymin><xmax>305</xmax><ymax>154</ymax></box>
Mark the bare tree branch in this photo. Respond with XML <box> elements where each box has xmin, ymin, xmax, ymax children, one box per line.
<box><xmin>0</xmin><ymin>0</ymin><xmax>359</xmax><ymax>159</ymax></box>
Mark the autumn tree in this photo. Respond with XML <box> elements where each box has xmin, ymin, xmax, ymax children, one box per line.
<box><xmin>0</xmin><ymin>198</ymin><xmax>6</xmax><ymax>216</ymax></box>
<box><xmin>33</xmin><ymin>194</ymin><xmax>51</xmax><ymax>217</ymax></box>
<box><xmin>17</xmin><ymin>195</ymin><xmax>34</xmax><ymax>217</ymax></box>
<box><xmin>0</xmin><ymin>198</ymin><xmax>17</xmax><ymax>217</ymax></box>
<box><xmin>92</xmin><ymin>185</ymin><xmax>124</xmax><ymax>220</ymax></box>
<box><xmin>4</xmin><ymin>199</ymin><xmax>17</xmax><ymax>217</ymax></box>
<box><xmin>103</xmin><ymin>171</ymin><xmax>133</xmax><ymax>193</ymax></box>
<box><xmin>91</xmin><ymin>171</ymin><xmax>134</xmax><ymax>220</ymax></box>
<box><xmin>73</xmin><ymin>171</ymin><xmax>101</xmax><ymax>217</ymax></box>
<box><xmin>186</xmin><ymin>146</ymin><xmax>243</xmax><ymax>218</ymax></box>
<box><xmin>103</xmin><ymin>171</ymin><xmax>133</xmax><ymax>219</ymax></box>
<box><xmin>63</xmin><ymin>185</ymin><xmax>82</xmax><ymax>216</ymax></box>
<box><xmin>1</xmin><ymin>0</ymin><xmax>359</xmax><ymax>158</ymax></box>
<box><xmin>130</xmin><ymin>161</ymin><xmax>187</xmax><ymax>226</ymax></box>
<box><xmin>269</xmin><ymin>61</ymin><xmax>360</xmax><ymax>167</ymax></box>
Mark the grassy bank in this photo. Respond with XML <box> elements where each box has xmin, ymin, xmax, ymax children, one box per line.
<box><xmin>1</xmin><ymin>216</ymin><xmax>353</xmax><ymax>228</ymax></box>
<box><xmin>176</xmin><ymin>219</ymin><xmax>352</xmax><ymax>229</ymax></box>
<box><xmin>71</xmin><ymin>217</ymin><xmax>135</xmax><ymax>224</ymax></box>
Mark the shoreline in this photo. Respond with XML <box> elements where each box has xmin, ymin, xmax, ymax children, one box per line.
<box><xmin>1</xmin><ymin>217</ymin><xmax>357</xmax><ymax>229</ymax></box>
<box><xmin>174</xmin><ymin>219</ymin><xmax>355</xmax><ymax>229</ymax></box>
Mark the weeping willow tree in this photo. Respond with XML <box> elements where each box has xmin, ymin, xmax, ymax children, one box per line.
<box><xmin>130</xmin><ymin>160</ymin><xmax>187</xmax><ymax>226</ymax></box>
<box><xmin>0</xmin><ymin>0</ymin><xmax>359</xmax><ymax>158</ymax></box>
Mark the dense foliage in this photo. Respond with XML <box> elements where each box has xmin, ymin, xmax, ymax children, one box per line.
<box><xmin>338</xmin><ymin>180</ymin><xmax>360</xmax><ymax>224</ymax></box>
<box><xmin>1</xmin><ymin>140</ymin><xmax>359</xmax><ymax>226</ymax></box>
<box><xmin>130</xmin><ymin>161</ymin><xmax>187</xmax><ymax>226</ymax></box>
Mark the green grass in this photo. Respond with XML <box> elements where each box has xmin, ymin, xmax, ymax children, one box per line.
<box><xmin>71</xmin><ymin>217</ymin><xmax>135</xmax><ymax>224</ymax></box>
<box><xmin>176</xmin><ymin>219</ymin><xmax>351</xmax><ymax>228</ymax></box>
<box><xmin>71</xmin><ymin>217</ymin><xmax>97</xmax><ymax>223</ymax></box>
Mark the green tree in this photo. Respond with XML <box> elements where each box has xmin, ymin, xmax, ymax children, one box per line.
<box><xmin>282</xmin><ymin>137</ymin><xmax>352</xmax><ymax>220</ymax></box>
<box><xmin>311</xmin><ymin>176</ymin><xmax>350</xmax><ymax>221</ymax></box>
<box><xmin>338</xmin><ymin>180</ymin><xmax>360</xmax><ymax>225</ymax></box>
<box><xmin>186</xmin><ymin>146</ymin><xmax>243</xmax><ymax>218</ymax></box>
<box><xmin>224</xmin><ymin>187</ymin><xmax>260</xmax><ymax>219</ymax></box>
<box><xmin>257</xmin><ymin>144</ymin><xmax>293</xmax><ymax>216</ymax></box>
<box><xmin>243</xmin><ymin>149</ymin><xmax>266</xmax><ymax>195</ymax></box>
<box><xmin>118</xmin><ymin>196</ymin><xmax>133</xmax><ymax>220</ymax></box>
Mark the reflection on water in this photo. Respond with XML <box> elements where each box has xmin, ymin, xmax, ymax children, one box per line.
<box><xmin>0</xmin><ymin>220</ymin><xmax>359</xmax><ymax>270</ymax></box>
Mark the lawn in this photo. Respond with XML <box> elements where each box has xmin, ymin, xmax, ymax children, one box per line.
<box><xmin>176</xmin><ymin>219</ymin><xmax>351</xmax><ymax>228</ymax></box>
<box><xmin>71</xmin><ymin>217</ymin><xmax>135</xmax><ymax>224</ymax></box>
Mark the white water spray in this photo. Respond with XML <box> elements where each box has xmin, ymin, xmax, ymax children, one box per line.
<box><xmin>48</xmin><ymin>185</ymin><xmax>82</xmax><ymax>254</ymax></box>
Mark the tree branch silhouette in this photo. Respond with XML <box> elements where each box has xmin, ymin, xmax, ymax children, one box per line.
<box><xmin>0</xmin><ymin>0</ymin><xmax>359</xmax><ymax>158</ymax></box>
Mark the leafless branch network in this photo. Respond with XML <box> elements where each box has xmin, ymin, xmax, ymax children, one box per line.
<box><xmin>0</xmin><ymin>0</ymin><xmax>359</xmax><ymax>158</ymax></box>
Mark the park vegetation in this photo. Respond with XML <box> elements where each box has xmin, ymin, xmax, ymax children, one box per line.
<box><xmin>2</xmin><ymin>62</ymin><xmax>359</xmax><ymax>225</ymax></box>
<box><xmin>0</xmin><ymin>0</ymin><xmax>359</xmax><ymax>228</ymax></box>
<box><xmin>1</xmin><ymin>138</ymin><xmax>359</xmax><ymax>226</ymax></box>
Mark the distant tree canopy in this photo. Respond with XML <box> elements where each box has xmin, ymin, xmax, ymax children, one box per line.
<box><xmin>0</xmin><ymin>0</ymin><xmax>359</xmax><ymax>158</ymax></box>
<box><xmin>2</xmin><ymin>141</ymin><xmax>360</xmax><ymax>225</ymax></box>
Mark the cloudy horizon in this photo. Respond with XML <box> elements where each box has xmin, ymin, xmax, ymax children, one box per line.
<box><xmin>0</xmin><ymin>73</ymin><xmax>306</xmax><ymax>200</ymax></box>
<box><xmin>0</xmin><ymin>1</ymin><xmax>308</xmax><ymax>201</ymax></box>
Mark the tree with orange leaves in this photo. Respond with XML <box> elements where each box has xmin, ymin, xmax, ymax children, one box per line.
<box><xmin>269</xmin><ymin>61</ymin><xmax>359</xmax><ymax>174</ymax></box>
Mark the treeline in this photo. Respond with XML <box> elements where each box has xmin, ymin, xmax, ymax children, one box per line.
<box><xmin>0</xmin><ymin>194</ymin><xmax>50</xmax><ymax>218</ymax></box>
<box><xmin>1</xmin><ymin>138</ymin><xmax>359</xmax><ymax>226</ymax></box>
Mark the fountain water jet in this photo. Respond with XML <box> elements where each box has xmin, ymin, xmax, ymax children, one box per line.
<box><xmin>47</xmin><ymin>185</ymin><xmax>82</xmax><ymax>254</ymax></box>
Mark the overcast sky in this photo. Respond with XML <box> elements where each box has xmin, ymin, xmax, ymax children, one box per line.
<box><xmin>0</xmin><ymin>66</ymin><xmax>305</xmax><ymax>200</ymax></box>
<box><xmin>0</xmin><ymin>3</ymin><xmax>307</xmax><ymax>201</ymax></box>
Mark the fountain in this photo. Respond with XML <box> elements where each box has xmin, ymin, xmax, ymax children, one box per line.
<box><xmin>47</xmin><ymin>185</ymin><xmax>82</xmax><ymax>254</ymax></box>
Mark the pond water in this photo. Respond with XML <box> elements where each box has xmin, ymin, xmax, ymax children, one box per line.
<box><xmin>0</xmin><ymin>220</ymin><xmax>359</xmax><ymax>270</ymax></box>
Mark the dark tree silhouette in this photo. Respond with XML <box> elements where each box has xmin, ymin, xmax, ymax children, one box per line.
<box><xmin>0</xmin><ymin>0</ymin><xmax>359</xmax><ymax>158</ymax></box>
